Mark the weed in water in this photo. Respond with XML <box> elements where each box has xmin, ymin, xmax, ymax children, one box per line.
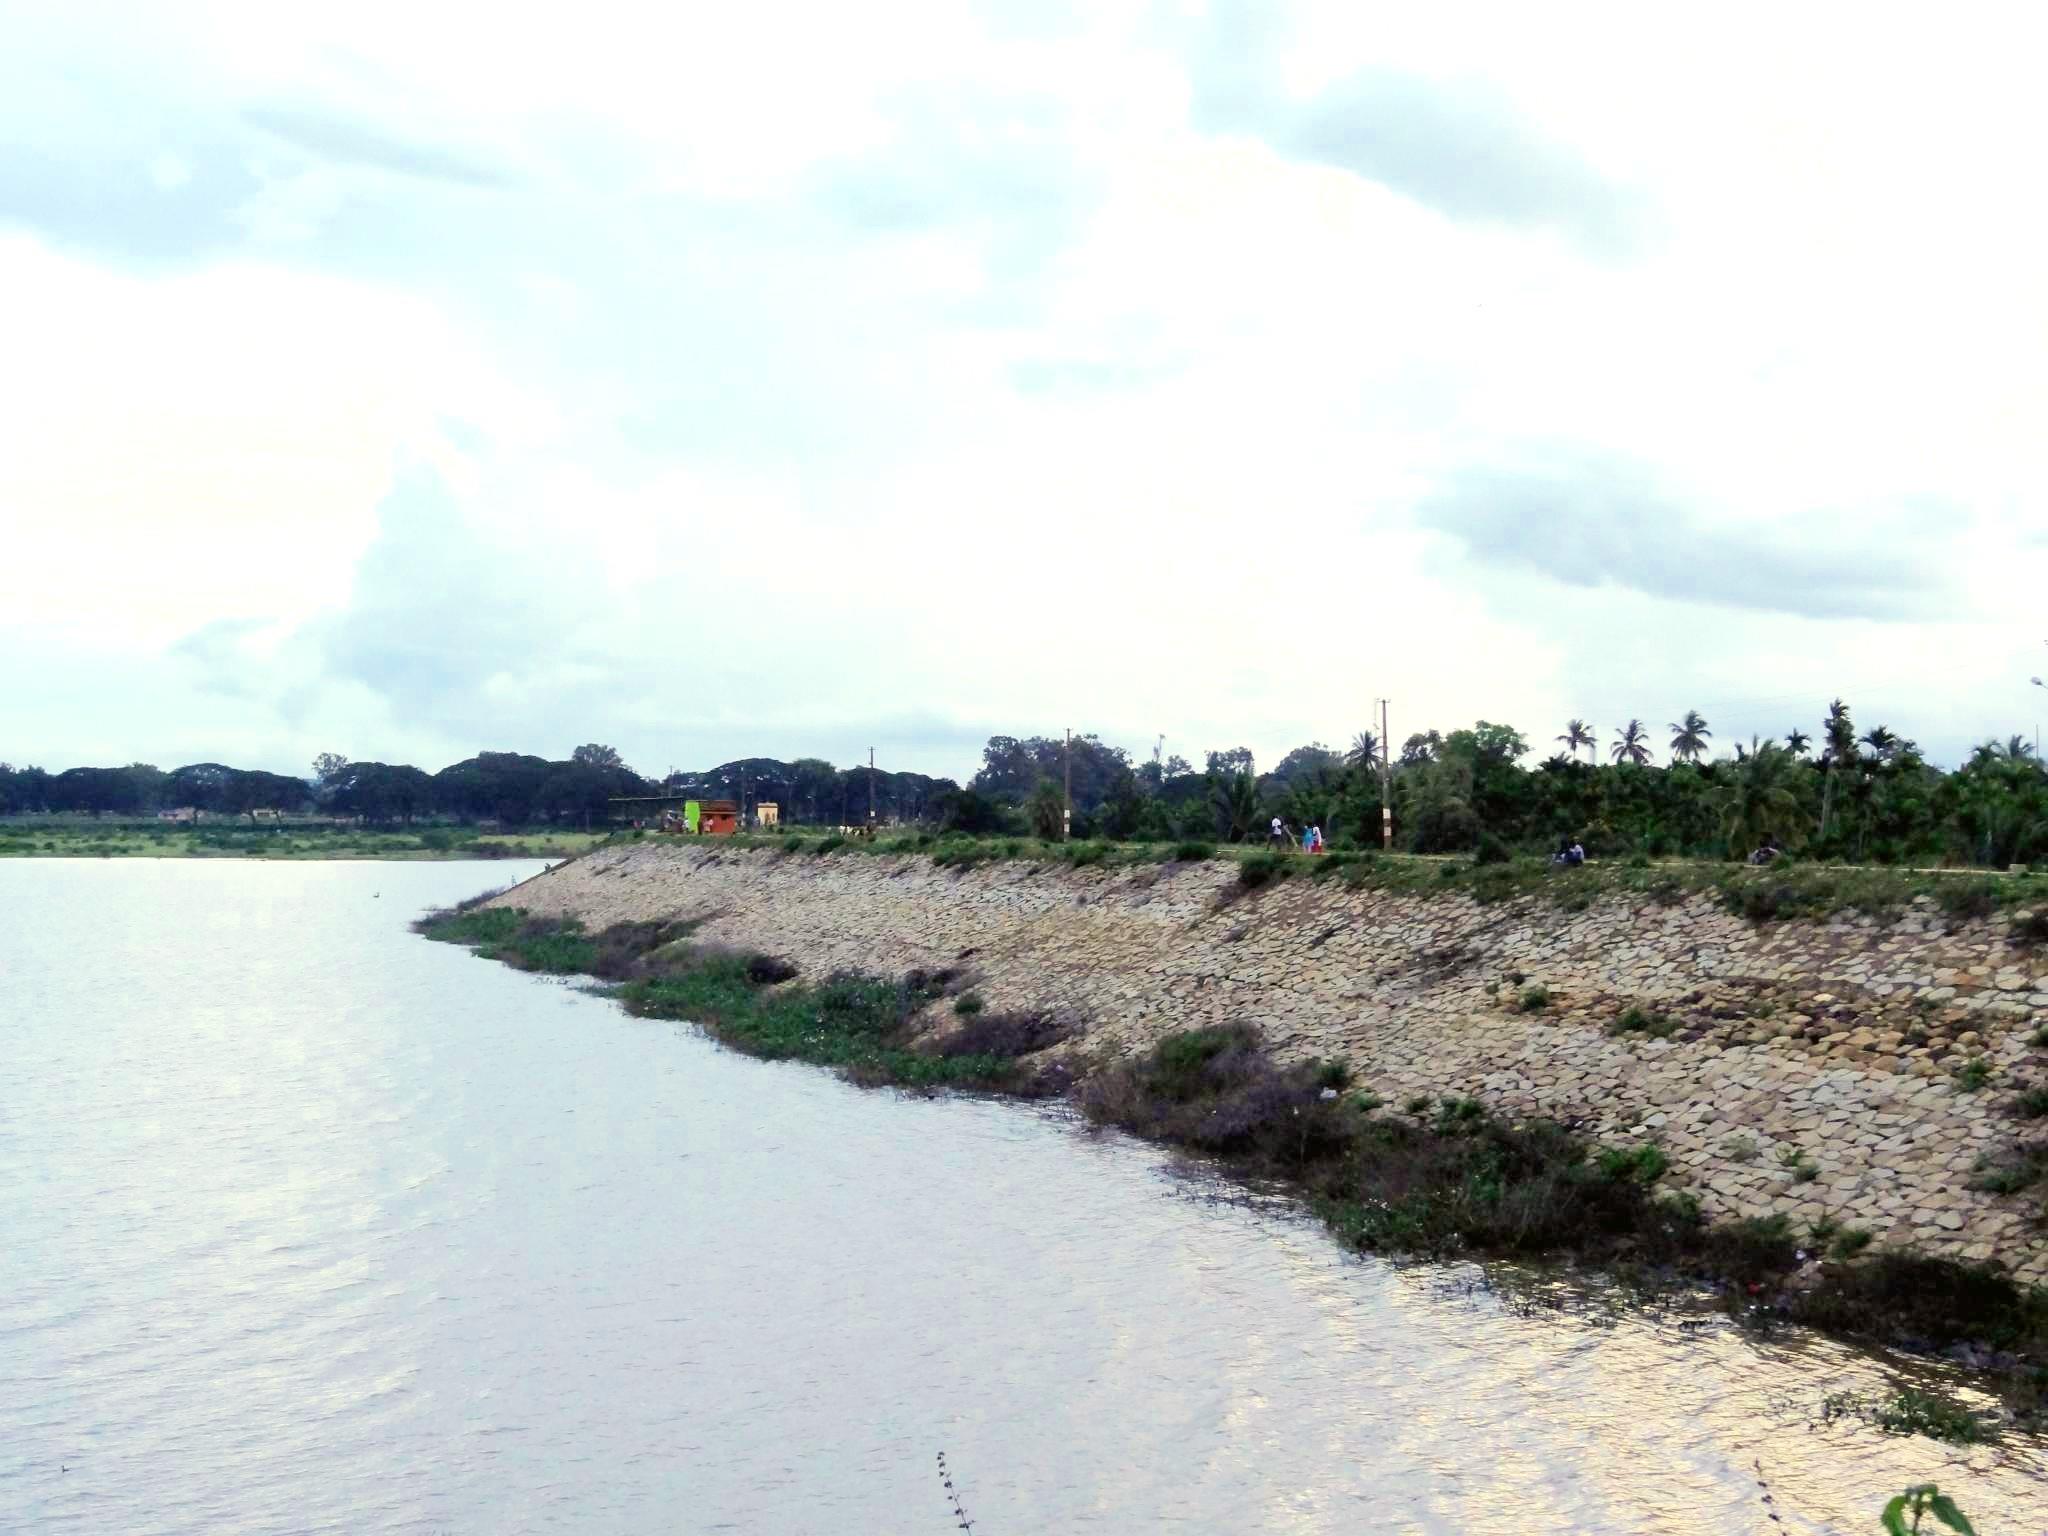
<box><xmin>1870</xmin><ymin>1388</ymin><xmax>1986</xmax><ymax>1444</ymax></box>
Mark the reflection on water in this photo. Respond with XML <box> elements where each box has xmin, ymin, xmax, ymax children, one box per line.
<box><xmin>1</xmin><ymin>860</ymin><xmax>2042</xmax><ymax>1534</ymax></box>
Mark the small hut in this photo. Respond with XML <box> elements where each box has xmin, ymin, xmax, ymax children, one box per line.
<box><xmin>698</xmin><ymin>799</ymin><xmax>740</xmax><ymax>836</ymax></box>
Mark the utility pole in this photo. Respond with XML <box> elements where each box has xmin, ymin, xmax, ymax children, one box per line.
<box><xmin>1379</xmin><ymin>697</ymin><xmax>1393</xmax><ymax>851</ymax></box>
<box><xmin>868</xmin><ymin>747</ymin><xmax>876</xmax><ymax>827</ymax></box>
<box><xmin>1063</xmin><ymin>727</ymin><xmax>1072</xmax><ymax>841</ymax></box>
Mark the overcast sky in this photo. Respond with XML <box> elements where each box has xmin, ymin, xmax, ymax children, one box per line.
<box><xmin>4</xmin><ymin>1</ymin><xmax>2045</xmax><ymax>780</ymax></box>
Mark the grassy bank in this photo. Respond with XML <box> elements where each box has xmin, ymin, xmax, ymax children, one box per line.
<box><xmin>608</xmin><ymin>826</ymin><xmax>2045</xmax><ymax>924</ymax></box>
<box><xmin>0</xmin><ymin>820</ymin><xmax>600</xmax><ymax>861</ymax></box>
<box><xmin>421</xmin><ymin>902</ymin><xmax>2046</xmax><ymax>1434</ymax></box>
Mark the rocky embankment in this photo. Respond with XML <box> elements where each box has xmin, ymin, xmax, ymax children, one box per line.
<box><xmin>495</xmin><ymin>843</ymin><xmax>2048</xmax><ymax>1283</ymax></box>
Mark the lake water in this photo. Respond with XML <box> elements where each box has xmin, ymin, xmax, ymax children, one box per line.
<box><xmin>3</xmin><ymin>859</ymin><xmax>2042</xmax><ymax>1534</ymax></box>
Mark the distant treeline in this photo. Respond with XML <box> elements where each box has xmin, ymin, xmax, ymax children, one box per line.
<box><xmin>0</xmin><ymin>746</ymin><xmax>953</xmax><ymax>830</ymax></box>
<box><xmin>946</xmin><ymin>707</ymin><xmax>2046</xmax><ymax>869</ymax></box>
<box><xmin>6</xmin><ymin>701</ymin><xmax>2045</xmax><ymax>865</ymax></box>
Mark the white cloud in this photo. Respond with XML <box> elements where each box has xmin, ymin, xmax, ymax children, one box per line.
<box><xmin>2</xmin><ymin>1</ymin><xmax>2045</xmax><ymax>778</ymax></box>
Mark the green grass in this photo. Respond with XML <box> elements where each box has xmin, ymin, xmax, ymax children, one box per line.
<box><xmin>0</xmin><ymin>819</ymin><xmax>598</xmax><ymax>861</ymax></box>
<box><xmin>418</xmin><ymin>906</ymin><xmax>1056</xmax><ymax>1094</ymax></box>
<box><xmin>608</xmin><ymin>828</ymin><xmax>2045</xmax><ymax>924</ymax></box>
<box><xmin>1609</xmin><ymin>1004</ymin><xmax>1677</xmax><ymax>1038</ymax></box>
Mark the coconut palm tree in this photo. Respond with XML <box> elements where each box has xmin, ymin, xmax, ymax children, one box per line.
<box><xmin>1860</xmin><ymin>725</ymin><xmax>1901</xmax><ymax>763</ymax></box>
<box><xmin>1347</xmin><ymin>731</ymin><xmax>1382</xmax><ymax>772</ymax></box>
<box><xmin>1208</xmin><ymin>769</ymin><xmax>1260</xmax><ymax>843</ymax></box>
<box><xmin>1720</xmin><ymin>738</ymin><xmax>1810</xmax><ymax>857</ymax></box>
<box><xmin>1669</xmin><ymin>710</ymin><xmax>1712</xmax><ymax>763</ymax></box>
<box><xmin>1557</xmin><ymin>719</ymin><xmax>1595</xmax><ymax>765</ymax></box>
<box><xmin>1998</xmin><ymin>733</ymin><xmax>2037</xmax><ymax>763</ymax></box>
<box><xmin>1610</xmin><ymin>720</ymin><xmax>1652</xmax><ymax>766</ymax></box>
<box><xmin>1783</xmin><ymin>729</ymin><xmax>1811</xmax><ymax>758</ymax></box>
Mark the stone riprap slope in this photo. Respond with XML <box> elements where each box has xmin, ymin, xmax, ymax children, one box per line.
<box><xmin>493</xmin><ymin>843</ymin><xmax>2048</xmax><ymax>1282</ymax></box>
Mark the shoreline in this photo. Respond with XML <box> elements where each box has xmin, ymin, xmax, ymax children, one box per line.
<box><xmin>0</xmin><ymin>826</ymin><xmax>594</xmax><ymax>861</ymax></box>
<box><xmin>421</xmin><ymin>890</ymin><xmax>2047</xmax><ymax>1437</ymax></box>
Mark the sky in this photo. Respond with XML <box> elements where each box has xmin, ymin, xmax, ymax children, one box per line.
<box><xmin>3</xmin><ymin>0</ymin><xmax>2045</xmax><ymax>782</ymax></box>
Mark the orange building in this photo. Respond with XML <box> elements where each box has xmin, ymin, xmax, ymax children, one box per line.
<box><xmin>698</xmin><ymin>799</ymin><xmax>740</xmax><ymax>836</ymax></box>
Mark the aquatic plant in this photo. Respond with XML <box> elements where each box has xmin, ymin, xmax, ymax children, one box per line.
<box><xmin>935</xmin><ymin>1451</ymin><xmax>977</xmax><ymax>1533</ymax></box>
<box><xmin>1824</xmin><ymin>1387</ymin><xmax>1985</xmax><ymax>1445</ymax></box>
<box><xmin>1881</xmin><ymin>1483</ymin><xmax>1977</xmax><ymax>1534</ymax></box>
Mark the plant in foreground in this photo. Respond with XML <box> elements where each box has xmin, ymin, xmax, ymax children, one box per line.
<box><xmin>1881</xmin><ymin>1482</ymin><xmax>1977</xmax><ymax>1534</ymax></box>
<box><xmin>935</xmin><ymin>1451</ymin><xmax>977</xmax><ymax>1533</ymax></box>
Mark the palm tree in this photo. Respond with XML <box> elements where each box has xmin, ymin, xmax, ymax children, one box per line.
<box><xmin>1783</xmin><ymin>729</ymin><xmax>1811</xmax><ymax>758</ymax></box>
<box><xmin>1610</xmin><ymin>720</ymin><xmax>1651</xmax><ymax>766</ymax></box>
<box><xmin>1347</xmin><ymin>731</ymin><xmax>1382</xmax><ymax>772</ymax></box>
<box><xmin>1720</xmin><ymin>738</ymin><xmax>1811</xmax><ymax>856</ymax></box>
<box><xmin>1999</xmin><ymin>733</ymin><xmax>2037</xmax><ymax>763</ymax></box>
<box><xmin>1557</xmin><ymin>719</ymin><xmax>1595</xmax><ymax>765</ymax></box>
<box><xmin>1819</xmin><ymin>698</ymin><xmax>1856</xmax><ymax>835</ymax></box>
<box><xmin>1669</xmin><ymin>710</ymin><xmax>1712</xmax><ymax>763</ymax></box>
<box><xmin>1209</xmin><ymin>770</ymin><xmax>1260</xmax><ymax>843</ymax></box>
<box><xmin>1860</xmin><ymin>725</ymin><xmax>1900</xmax><ymax>763</ymax></box>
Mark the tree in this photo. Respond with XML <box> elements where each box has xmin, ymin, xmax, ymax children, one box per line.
<box><xmin>1719</xmin><ymin>739</ymin><xmax>1810</xmax><ymax>856</ymax></box>
<box><xmin>1025</xmin><ymin>779</ymin><xmax>1065</xmax><ymax>839</ymax></box>
<box><xmin>1820</xmin><ymin>698</ymin><xmax>1856</xmax><ymax>835</ymax></box>
<box><xmin>1668</xmin><ymin>710</ymin><xmax>1712</xmax><ymax>763</ymax></box>
<box><xmin>1783</xmin><ymin>729</ymin><xmax>1811</xmax><ymax>758</ymax></box>
<box><xmin>571</xmin><ymin>744</ymin><xmax>625</xmax><ymax>771</ymax></box>
<box><xmin>1208</xmin><ymin>769</ymin><xmax>1259</xmax><ymax>843</ymax></box>
<box><xmin>328</xmin><ymin>762</ymin><xmax>434</xmax><ymax>824</ymax></box>
<box><xmin>1346</xmin><ymin>731</ymin><xmax>1382</xmax><ymax>772</ymax></box>
<box><xmin>312</xmin><ymin>752</ymin><xmax>350</xmax><ymax>786</ymax></box>
<box><xmin>934</xmin><ymin>785</ymin><xmax>1004</xmax><ymax>835</ymax></box>
<box><xmin>1557</xmin><ymin>719</ymin><xmax>1595</xmax><ymax>765</ymax></box>
<box><xmin>1610</xmin><ymin>720</ymin><xmax>1651</xmax><ymax>766</ymax></box>
<box><xmin>1860</xmin><ymin>725</ymin><xmax>1901</xmax><ymax>763</ymax></box>
<box><xmin>1204</xmin><ymin>746</ymin><xmax>1255</xmax><ymax>779</ymax></box>
<box><xmin>1399</xmin><ymin>731</ymin><xmax>1442</xmax><ymax>766</ymax></box>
